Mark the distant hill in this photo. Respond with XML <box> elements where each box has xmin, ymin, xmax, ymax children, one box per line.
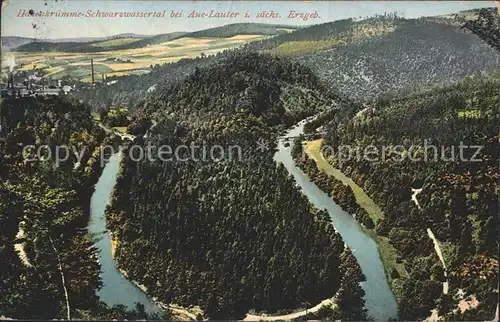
<box><xmin>1</xmin><ymin>36</ymin><xmax>36</xmax><ymax>51</ymax></box>
<box><xmin>1</xmin><ymin>33</ymin><xmax>152</xmax><ymax>51</ymax></box>
<box><xmin>71</xmin><ymin>12</ymin><xmax>499</xmax><ymax>109</ymax></box>
<box><xmin>107</xmin><ymin>32</ymin><xmax>187</xmax><ymax>50</ymax></box>
<box><xmin>12</xmin><ymin>32</ymin><xmax>184</xmax><ymax>52</ymax></box>
<box><xmin>10</xmin><ymin>23</ymin><xmax>297</xmax><ymax>52</ymax></box>
<box><xmin>13</xmin><ymin>40</ymin><xmax>104</xmax><ymax>52</ymax></box>
<box><xmin>104</xmin><ymin>23</ymin><xmax>298</xmax><ymax>50</ymax></box>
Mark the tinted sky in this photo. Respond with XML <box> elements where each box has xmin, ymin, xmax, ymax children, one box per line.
<box><xmin>1</xmin><ymin>1</ymin><xmax>496</xmax><ymax>39</ymax></box>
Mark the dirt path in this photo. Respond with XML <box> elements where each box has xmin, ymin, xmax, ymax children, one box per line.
<box><xmin>427</xmin><ymin>228</ymin><xmax>449</xmax><ymax>295</ymax></box>
<box><xmin>14</xmin><ymin>221</ymin><xmax>32</xmax><ymax>267</ymax></box>
<box><xmin>157</xmin><ymin>303</ymin><xmax>200</xmax><ymax>321</ymax></box>
<box><xmin>302</xmin><ymin>138</ymin><xmax>408</xmax><ymax>281</ymax></box>
<box><xmin>97</xmin><ymin>123</ymin><xmax>136</xmax><ymax>141</ymax></box>
<box><xmin>49</xmin><ymin>236</ymin><xmax>71</xmax><ymax>320</ymax></box>
<box><xmin>243</xmin><ymin>299</ymin><xmax>335</xmax><ymax>321</ymax></box>
<box><xmin>411</xmin><ymin>188</ymin><xmax>423</xmax><ymax>209</ymax></box>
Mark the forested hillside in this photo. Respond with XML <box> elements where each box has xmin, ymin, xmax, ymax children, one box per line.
<box><xmin>244</xmin><ymin>15</ymin><xmax>400</xmax><ymax>52</ymax></box>
<box><xmin>462</xmin><ymin>7</ymin><xmax>500</xmax><ymax>51</ymax></box>
<box><xmin>13</xmin><ymin>32</ymin><xmax>185</xmax><ymax>52</ymax></box>
<box><xmin>1</xmin><ymin>36</ymin><xmax>37</xmax><ymax>51</ymax></box>
<box><xmin>300</xmin><ymin>20</ymin><xmax>498</xmax><ymax>102</ymax></box>
<box><xmin>73</xmin><ymin>12</ymin><xmax>499</xmax><ymax>115</ymax></box>
<box><xmin>245</xmin><ymin>13</ymin><xmax>500</xmax><ymax>102</ymax></box>
<box><xmin>0</xmin><ymin>97</ymin><xmax>166</xmax><ymax>320</ymax></box>
<box><xmin>315</xmin><ymin>76</ymin><xmax>499</xmax><ymax>320</ymax></box>
<box><xmin>105</xmin><ymin>53</ymin><xmax>365</xmax><ymax>319</ymax></box>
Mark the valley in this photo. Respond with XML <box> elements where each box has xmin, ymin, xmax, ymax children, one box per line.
<box><xmin>2</xmin><ymin>34</ymin><xmax>270</xmax><ymax>83</ymax></box>
<box><xmin>1</xmin><ymin>4</ymin><xmax>499</xmax><ymax>321</ymax></box>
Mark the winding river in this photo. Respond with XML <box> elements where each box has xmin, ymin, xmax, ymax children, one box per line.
<box><xmin>274</xmin><ymin>120</ymin><xmax>398</xmax><ymax>321</ymax></box>
<box><xmin>87</xmin><ymin>151</ymin><xmax>161</xmax><ymax>314</ymax></box>
<box><xmin>88</xmin><ymin>119</ymin><xmax>397</xmax><ymax>320</ymax></box>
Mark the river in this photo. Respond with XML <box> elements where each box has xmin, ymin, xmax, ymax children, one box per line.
<box><xmin>87</xmin><ymin>151</ymin><xmax>161</xmax><ymax>314</ymax></box>
<box><xmin>88</xmin><ymin>120</ymin><xmax>397</xmax><ymax>320</ymax></box>
<box><xmin>273</xmin><ymin>119</ymin><xmax>398</xmax><ymax>321</ymax></box>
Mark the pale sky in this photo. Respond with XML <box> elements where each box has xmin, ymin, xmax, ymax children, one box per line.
<box><xmin>1</xmin><ymin>1</ymin><xmax>496</xmax><ymax>39</ymax></box>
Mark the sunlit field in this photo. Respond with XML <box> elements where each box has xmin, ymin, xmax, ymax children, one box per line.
<box><xmin>2</xmin><ymin>34</ymin><xmax>268</xmax><ymax>82</ymax></box>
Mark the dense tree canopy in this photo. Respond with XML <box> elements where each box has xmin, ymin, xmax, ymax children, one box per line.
<box><xmin>0</xmin><ymin>97</ymin><xmax>168</xmax><ymax>320</ymax></box>
<box><xmin>105</xmin><ymin>53</ymin><xmax>362</xmax><ymax>319</ymax></box>
<box><xmin>317</xmin><ymin>77</ymin><xmax>499</xmax><ymax>320</ymax></box>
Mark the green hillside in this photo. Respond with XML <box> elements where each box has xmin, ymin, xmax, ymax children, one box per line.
<box><xmin>13</xmin><ymin>22</ymin><xmax>298</xmax><ymax>53</ymax></box>
<box><xmin>14</xmin><ymin>33</ymin><xmax>186</xmax><ymax>52</ymax></box>
<box><xmin>183</xmin><ymin>23</ymin><xmax>297</xmax><ymax>38</ymax></box>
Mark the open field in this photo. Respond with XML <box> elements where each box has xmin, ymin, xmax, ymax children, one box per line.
<box><xmin>304</xmin><ymin>139</ymin><xmax>384</xmax><ymax>223</ymax></box>
<box><xmin>266</xmin><ymin>40</ymin><xmax>346</xmax><ymax>56</ymax></box>
<box><xmin>303</xmin><ymin>139</ymin><xmax>409</xmax><ymax>286</ymax></box>
<box><xmin>89</xmin><ymin>38</ymin><xmax>140</xmax><ymax>48</ymax></box>
<box><xmin>2</xmin><ymin>34</ymin><xmax>268</xmax><ymax>82</ymax></box>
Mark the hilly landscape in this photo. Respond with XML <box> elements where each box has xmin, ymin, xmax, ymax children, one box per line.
<box><xmin>105</xmin><ymin>53</ymin><xmax>366</xmax><ymax>320</ymax></box>
<box><xmin>0</xmin><ymin>96</ymin><xmax>170</xmax><ymax>320</ymax></box>
<box><xmin>2</xmin><ymin>23</ymin><xmax>297</xmax><ymax>84</ymax></box>
<box><xmin>71</xmin><ymin>10</ymin><xmax>499</xmax><ymax>112</ymax></box>
<box><xmin>296</xmin><ymin>76</ymin><xmax>499</xmax><ymax>320</ymax></box>
<box><xmin>12</xmin><ymin>32</ymin><xmax>186</xmax><ymax>53</ymax></box>
<box><xmin>1</xmin><ymin>34</ymin><xmax>152</xmax><ymax>51</ymax></box>
<box><xmin>245</xmin><ymin>10</ymin><xmax>500</xmax><ymax>102</ymax></box>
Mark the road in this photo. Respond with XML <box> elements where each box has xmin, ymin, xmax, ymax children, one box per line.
<box><xmin>97</xmin><ymin>123</ymin><xmax>136</xmax><ymax>141</ymax></box>
<box><xmin>427</xmin><ymin>228</ymin><xmax>449</xmax><ymax>295</ymax></box>
<box><xmin>243</xmin><ymin>299</ymin><xmax>335</xmax><ymax>321</ymax></box>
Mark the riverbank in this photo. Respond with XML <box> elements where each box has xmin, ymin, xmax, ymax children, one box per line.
<box><xmin>111</xmin><ymin>231</ymin><xmax>336</xmax><ymax>321</ymax></box>
<box><xmin>96</xmin><ymin>119</ymin><xmax>395</xmax><ymax>321</ymax></box>
<box><xmin>243</xmin><ymin>299</ymin><xmax>336</xmax><ymax>321</ymax></box>
<box><xmin>109</xmin><ymin>212</ymin><xmax>203</xmax><ymax>320</ymax></box>
<box><xmin>275</xmin><ymin>122</ymin><xmax>397</xmax><ymax>320</ymax></box>
<box><xmin>302</xmin><ymin>139</ymin><xmax>408</xmax><ymax>292</ymax></box>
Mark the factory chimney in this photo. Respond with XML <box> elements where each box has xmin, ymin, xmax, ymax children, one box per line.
<box><xmin>7</xmin><ymin>72</ymin><xmax>14</xmax><ymax>89</ymax></box>
<box><xmin>90</xmin><ymin>59</ymin><xmax>95</xmax><ymax>84</ymax></box>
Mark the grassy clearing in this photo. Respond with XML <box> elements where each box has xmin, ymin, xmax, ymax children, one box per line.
<box><xmin>44</xmin><ymin>66</ymin><xmax>65</xmax><ymax>76</ymax></box>
<box><xmin>112</xmin><ymin>127</ymin><xmax>128</xmax><ymax>134</ymax></box>
<box><xmin>303</xmin><ymin>139</ymin><xmax>409</xmax><ymax>284</ymax></box>
<box><xmin>90</xmin><ymin>38</ymin><xmax>141</xmax><ymax>48</ymax></box>
<box><xmin>81</xmin><ymin>69</ymin><xmax>149</xmax><ymax>82</ymax></box>
<box><xmin>49</xmin><ymin>66</ymin><xmax>90</xmax><ymax>79</ymax></box>
<box><xmin>44</xmin><ymin>59</ymin><xmax>69</xmax><ymax>67</ymax></box>
<box><xmin>266</xmin><ymin>40</ymin><xmax>345</xmax><ymax>56</ymax></box>
<box><xmin>229</xmin><ymin>34</ymin><xmax>265</xmax><ymax>40</ymax></box>
<box><xmin>78</xmin><ymin>63</ymin><xmax>114</xmax><ymax>74</ymax></box>
<box><xmin>106</xmin><ymin>61</ymin><xmax>155</xmax><ymax>71</ymax></box>
<box><xmin>65</xmin><ymin>56</ymin><xmax>92</xmax><ymax>63</ymax></box>
<box><xmin>365</xmin><ymin>229</ymin><xmax>409</xmax><ymax>281</ymax></box>
<box><xmin>458</xmin><ymin>109</ymin><xmax>482</xmax><ymax>119</ymax></box>
<box><xmin>304</xmin><ymin>139</ymin><xmax>384</xmax><ymax>223</ymax></box>
<box><xmin>21</xmin><ymin>62</ymin><xmax>49</xmax><ymax>70</ymax></box>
